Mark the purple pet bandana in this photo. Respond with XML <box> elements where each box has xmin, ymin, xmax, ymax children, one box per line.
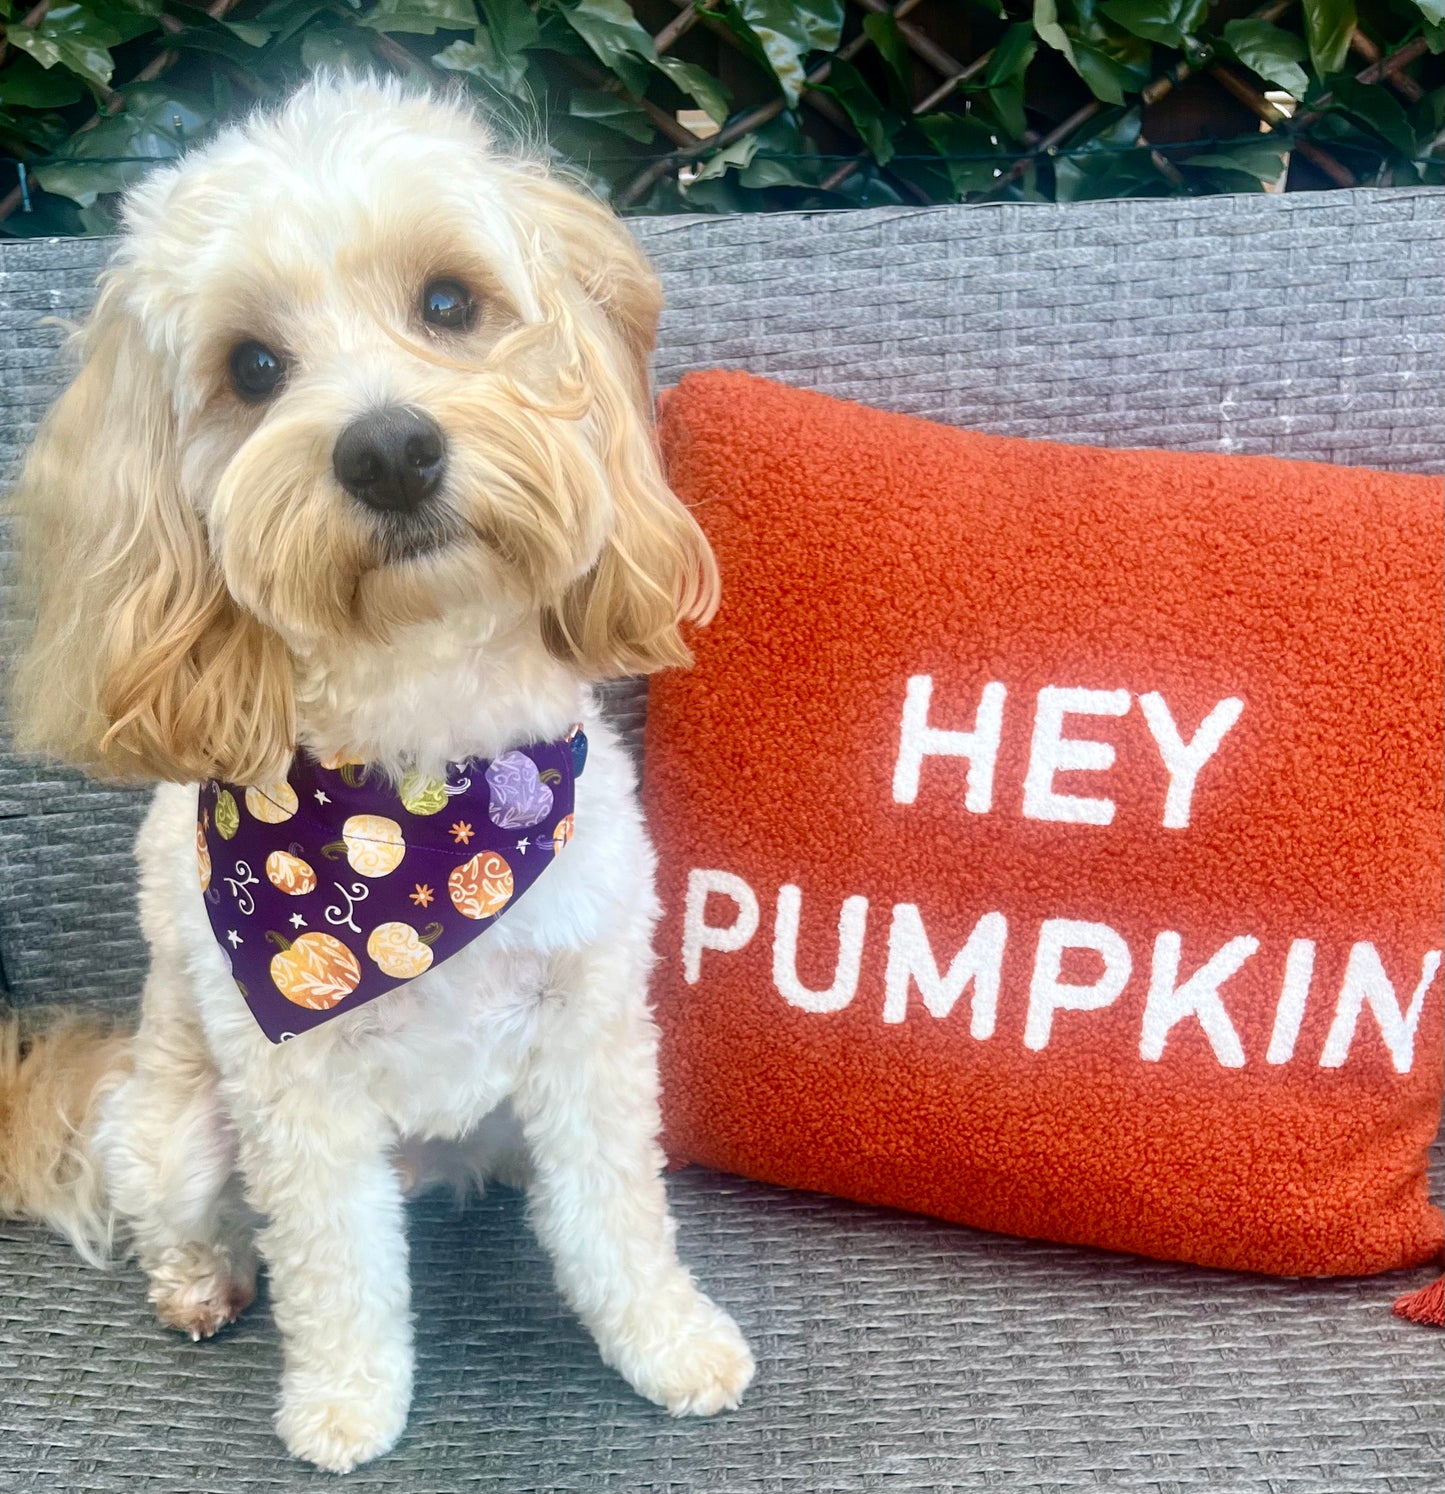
<box><xmin>197</xmin><ymin>729</ymin><xmax>586</xmax><ymax>1042</ymax></box>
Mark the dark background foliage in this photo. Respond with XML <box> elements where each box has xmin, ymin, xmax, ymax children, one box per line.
<box><xmin>0</xmin><ymin>0</ymin><xmax>1440</xmax><ymax>235</ymax></box>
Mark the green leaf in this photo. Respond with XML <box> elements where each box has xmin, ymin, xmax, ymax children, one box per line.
<box><xmin>917</xmin><ymin>111</ymin><xmax>1012</xmax><ymax>194</ymax></box>
<box><xmin>1047</xmin><ymin>0</ymin><xmax>1151</xmax><ymax>103</ymax></box>
<box><xmin>558</xmin><ymin>0</ymin><xmax>656</xmax><ymax>94</ymax></box>
<box><xmin>0</xmin><ymin>103</ymin><xmax>71</xmax><ymax>152</ymax></box>
<box><xmin>34</xmin><ymin>83</ymin><xmax>212</xmax><ymax>206</ymax></box>
<box><xmin>986</xmin><ymin>22</ymin><xmax>1038</xmax><ymax>86</ymax></box>
<box><xmin>5</xmin><ymin>4</ymin><xmax>130</xmax><ymax>91</ymax></box>
<box><xmin>90</xmin><ymin>0</ymin><xmax>158</xmax><ymax>42</ymax></box>
<box><xmin>678</xmin><ymin>172</ymin><xmax>751</xmax><ymax>212</ymax></box>
<box><xmin>358</xmin><ymin>0</ymin><xmax>476</xmax><ymax>37</ymax></box>
<box><xmin>568</xmin><ymin>87</ymin><xmax>654</xmax><ymax>142</ymax></box>
<box><xmin>1098</xmin><ymin>0</ymin><xmax>1206</xmax><ymax>47</ymax></box>
<box><xmin>250</xmin><ymin>0</ymin><xmax>342</xmax><ymax>47</ymax></box>
<box><xmin>165</xmin><ymin>29</ymin><xmax>259</xmax><ymax>64</ymax></box>
<box><xmin>1053</xmin><ymin>145</ymin><xmax>1162</xmax><ymax>201</ymax></box>
<box><xmin>813</xmin><ymin>55</ymin><xmax>898</xmax><ymax>164</ymax></box>
<box><xmin>1032</xmin><ymin>0</ymin><xmax>1078</xmax><ymax>70</ymax></box>
<box><xmin>737</xmin><ymin>114</ymin><xmax>830</xmax><ymax>187</ymax></box>
<box><xmin>481</xmin><ymin>0</ymin><xmax>539</xmax><ymax>52</ymax></box>
<box><xmin>1180</xmin><ymin>135</ymin><xmax>1289</xmax><ymax>182</ymax></box>
<box><xmin>1301</xmin><ymin>0</ymin><xmax>1356</xmax><ymax>77</ymax></box>
<box><xmin>1070</xmin><ymin>39</ymin><xmax>1139</xmax><ymax>104</ymax></box>
<box><xmin>728</xmin><ymin>0</ymin><xmax>846</xmax><ymax>104</ymax></box>
<box><xmin>691</xmin><ymin>133</ymin><xmax>759</xmax><ymax>183</ymax></box>
<box><xmin>559</xmin><ymin>1</ymin><xmax>731</xmax><ymax>122</ymax></box>
<box><xmin>224</xmin><ymin>19</ymin><xmax>275</xmax><ymax>45</ymax></box>
<box><xmin>0</xmin><ymin>50</ymin><xmax>88</xmax><ymax>108</ymax></box>
<box><xmin>1188</xmin><ymin>165</ymin><xmax>1271</xmax><ymax>193</ymax></box>
<box><xmin>1327</xmin><ymin>75</ymin><xmax>1418</xmax><ymax>155</ymax></box>
<box><xmin>863</xmin><ymin>10</ymin><xmax>912</xmax><ymax>108</ymax></box>
<box><xmin>655</xmin><ymin>57</ymin><xmax>730</xmax><ymax>125</ymax></box>
<box><xmin>301</xmin><ymin>25</ymin><xmax>380</xmax><ymax>69</ymax></box>
<box><xmin>433</xmin><ymin>32</ymin><xmax>530</xmax><ymax>93</ymax></box>
<box><xmin>991</xmin><ymin>87</ymin><xmax>1027</xmax><ymax>139</ymax></box>
<box><xmin>1223</xmin><ymin>18</ymin><xmax>1310</xmax><ymax>99</ymax></box>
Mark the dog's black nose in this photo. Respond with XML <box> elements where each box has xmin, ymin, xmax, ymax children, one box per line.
<box><xmin>333</xmin><ymin>407</ymin><xmax>445</xmax><ymax>513</ymax></box>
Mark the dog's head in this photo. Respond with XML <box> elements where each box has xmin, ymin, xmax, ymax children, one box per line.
<box><xmin>12</xmin><ymin>77</ymin><xmax>716</xmax><ymax>784</ymax></box>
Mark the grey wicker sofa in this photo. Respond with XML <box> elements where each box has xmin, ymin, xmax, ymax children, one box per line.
<box><xmin>0</xmin><ymin>190</ymin><xmax>1440</xmax><ymax>1494</ymax></box>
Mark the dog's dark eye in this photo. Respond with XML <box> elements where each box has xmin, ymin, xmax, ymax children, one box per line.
<box><xmin>422</xmin><ymin>278</ymin><xmax>475</xmax><ymax>331</ymax></box>
<box><xmin>228</xmin><ymin>341</ymin><xmax>287</xmax><ymax>403</ymax></box>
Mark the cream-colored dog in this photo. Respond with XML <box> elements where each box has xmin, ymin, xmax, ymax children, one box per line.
<box><xmin>2</xmin><ymin>76</ymin><xmax>752</xmax><ymax>1472</ymax></box>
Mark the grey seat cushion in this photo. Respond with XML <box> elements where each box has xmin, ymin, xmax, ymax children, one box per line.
<box><xmin>1</xmin><ymin>189</ymin><xmax>1441</xmax><ymax>1492</ymax></box>
<box><xmin>2</xmin><ymin>1171</ymin><xmax>1440</xmax><ymax>1494</ymax></box>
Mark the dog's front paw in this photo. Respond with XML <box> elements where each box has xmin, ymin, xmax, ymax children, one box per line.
<box><xmin>147</xmin><ymin>1242</ymin><xmax>256</xmax><ymax>1341</ymax></box>
<box><xmin>614</xmin><ymin>1287</ymin><xmax>755</xmax><ymax>1417</ymax></box>
<box><xmin>276</xmin><ymin>1366</ymin><xmax>411</xmax><ymax>1473</ymax></box>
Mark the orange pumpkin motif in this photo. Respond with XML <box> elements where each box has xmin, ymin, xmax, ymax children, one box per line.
<box><xmin>552</xmin><ymin>814</ymin><xmax>575</xmax><ymax>855</ymax></box>
<box><xmin>448</xmin><ymin>851</ymin><xmax>514</xmax><ymax>920</ymax></box>
<box><xmin>267</xmin><ymin>931</ymin><xmax>361</xmax><ymax>1009</ymax></box>
<box><xmin>246</xmin><ymin>781</ymin><xmax>298</xmax><ymax>824</ymax></box>
<box><xmin>265</xmin><ymin>849</ymin><xmax>317</xmax><ymax>896</ymax></box>
<box><xmin>196</xmin><ymin>822</ymin><xmax>212</xmax><ymax>893</ymax></box>
<box><xmin>365</xmin><ymin>921</ymin><xmax>443</xmax><ymax>979</ymax></box>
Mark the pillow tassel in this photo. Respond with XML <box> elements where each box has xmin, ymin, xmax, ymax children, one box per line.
<box><xmin>1392</xmin><ymin>1271</ymin><xmax>1444</xmax><ymax>1327</ymax></box>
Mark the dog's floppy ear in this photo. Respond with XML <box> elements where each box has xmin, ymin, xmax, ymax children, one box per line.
<box><xmin>522</xmin><ymin>176</ymin><xmax>718</xmax><ymax>678</ymax></box>
<box><xmin>11</xmin><ymin>281</ymin><xmax>294</xmax><ymax>784</ymax></box>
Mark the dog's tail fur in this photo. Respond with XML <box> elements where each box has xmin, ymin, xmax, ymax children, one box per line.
<box><xmin>0</xmin><ymin>1012</ymin><xmax>132</xmax><ymax>1265</ymax></box>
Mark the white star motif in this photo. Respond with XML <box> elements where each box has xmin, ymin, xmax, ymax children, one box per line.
<box><xmin>515</xmin><ymin>837</ymin><xmax>530</xmax><ymax>855</ymax></box>
<box><xmin>226</xmin><ymin>929</ymin><xmax>243</xmax><ymax>948</ymax></box>
<box><xmin>289</xmin><ymin>913</ymin><xmax>307</xmax><ymax>929</ymax></box>
<box><xmin>314</xmin><ymin>789</ymin><xmax>331</xmax><ymax>805</ymax></box>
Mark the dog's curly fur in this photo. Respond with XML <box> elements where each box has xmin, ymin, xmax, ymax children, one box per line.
<box><xmin>2</xmin><ymin>76</ymin><xmax>751</xmax><ymax>1473</ymax></box>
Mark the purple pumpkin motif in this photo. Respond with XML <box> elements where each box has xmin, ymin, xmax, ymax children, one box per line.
<box><xmin>486</xmin><ymin>750</ymin><xmax>553</xmax><ymax>829</ymax></box>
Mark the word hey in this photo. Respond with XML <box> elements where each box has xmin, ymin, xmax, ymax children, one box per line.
<box><xmin>893</xmin><ymin>676</ymin><xmax>1244</xmax><ymax>827</ymax></box>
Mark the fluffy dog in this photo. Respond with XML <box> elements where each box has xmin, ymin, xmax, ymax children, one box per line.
<box><xmin>2</xmin><ymin>76</ymin><xmax>753</xmax><ymax>1472</ymax></box>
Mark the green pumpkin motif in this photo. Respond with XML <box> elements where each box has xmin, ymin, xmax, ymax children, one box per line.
<box><xmin>399</xmin><ymin>773</ymin><xmax>448</xmax><ymax>817</ymax></box>
<box><xmin>215</xmin><ymin>790</ymin><xmax>240</xmax><ymax>840</ymax></box>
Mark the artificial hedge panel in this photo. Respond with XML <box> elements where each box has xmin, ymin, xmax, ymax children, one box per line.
<box><xmin>0</xmin><ymin>0</ymin><xmax>1440</xmax><ymax>234</ymax></box>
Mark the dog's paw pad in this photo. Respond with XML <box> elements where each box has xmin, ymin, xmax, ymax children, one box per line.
<box><xmin>147</xmin><ymin>1242</ymin><xmax>255</xmax><ymax>1341</ymax></box>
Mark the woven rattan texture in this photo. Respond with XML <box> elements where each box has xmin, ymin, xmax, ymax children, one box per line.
<box><xmin>0</xmin><ymin>192</ymin><xmax>1441</xmax><ymax>1492</ymax></box>
<box><xmin>1</xmin><ymin>1169</ymin><xmax>1440</xmax><ymax>1494</ymax></box>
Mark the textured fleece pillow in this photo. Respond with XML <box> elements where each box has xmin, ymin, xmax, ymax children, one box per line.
<box><xmin>644</xmin><ymin>370</ymin><xmax>1443</xmax><ymax>1278</ymax></box>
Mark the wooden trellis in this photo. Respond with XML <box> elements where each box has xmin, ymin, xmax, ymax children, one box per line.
<box><xmin>1</xmin><ymin>0</ymin><xmax>1435</xmax><ymax>230</ymax></box>
<box><xmin>612</xmin><ymin>0</ymin><xmax>1432</xmax><ymax>207</ymax></box>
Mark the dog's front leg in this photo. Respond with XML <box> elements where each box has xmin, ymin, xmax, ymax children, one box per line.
<box><xmin>515</xmin><ymin>944</ymin><xmax>755</xmax><ymax>1415</ymax></box>
<box><xmin>232</xmin><ymin>1089</ymin><xmax>412</xmax><ymax>1472</ymax></box>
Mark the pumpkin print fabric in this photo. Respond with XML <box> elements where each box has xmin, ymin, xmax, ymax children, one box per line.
<box><xmin>198</xmin><ymin>729</ymin><xmax>583</xmax><ymax>1042</ymax></box>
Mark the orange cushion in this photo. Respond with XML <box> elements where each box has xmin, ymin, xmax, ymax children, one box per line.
<box><xmin>645</xmin><ymin>370</ymin><xmax>1444</xmax><ymax>1277</ymax></box>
